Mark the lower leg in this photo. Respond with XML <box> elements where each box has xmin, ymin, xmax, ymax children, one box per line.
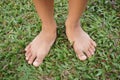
<box><xmin>25</xmin><ymin>0</ymin><xmax>56</xmax><ymax>67</ymax></box>
<box><xmin>33</xmin><ymin>0</ymin><xmax>56</xmax><ymax>31</ymax></box>
<box><xmin>66</xmin><ymin>0</ymin><xmax>88</xmax><ymax>25</ymax></box>
<box><xmin>66</xmin><ymin>0</ymin><xmax>96</xmax><ymax>60</ymax></box>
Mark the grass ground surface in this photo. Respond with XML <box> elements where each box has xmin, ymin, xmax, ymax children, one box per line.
<box><xmin>0</xmin><ymin>0</ymin><xmax>120</xmax><ymax>80</ymax></box>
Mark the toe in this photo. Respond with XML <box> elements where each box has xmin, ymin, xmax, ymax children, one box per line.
<box><xmin>90</xmin><ymin>45</ymin><xmax>95</xmax><ymax>53</ymax></box>
<box><xmin>91</xmin><ymin>40</ymin><xmax>97</xmax><ymax>47</ymax></box>
<box><xmin>25</xmin><ymin>49</ymin><xmax>31</xmax><ymax>57</ymax></box>
<box><xmin>84</xmin><ymin>50</ymin><xmax>91</xmax><ymax>58</ymax></box>
<box><xmin>33</xmin><ymin>53</ymin><xmax>45</xmax><ymax>67</ymax></box>
<box><xmin>88</xmin><ymin>48</ymin><xmax>94</xmax><ymax>55</ymax></box>
<box><xmin>33</xmin><ymin>56</ymin><xmax>43</xmax><ymax>67</ymax></box>
<box><xmin>74</xmin><ymin>47</ymin><xmax>87</xmax><ymax>60</ymax></box>
<box><xmin>25</xmin><ymin>43</ymin><xmax>31</xmax><ymax>51</ymax></box>
<box><xmin>26</xmin><ymin>52</ymin><xmax>32</xmax><ymax>60</ymax></box>
<box><xmin>28</xmin><ymin>54</ymin><xmax>36</xmax><ymax>64</ymax></box>
<box><xmin>90</xmin><ymin>39</ymin><xmax>97</xmax><ymax>47</ymax></box>
<box><xmin>78</xmin><ymin>53</ymin><xmax>87</xmax><ymax>61</ymax></box>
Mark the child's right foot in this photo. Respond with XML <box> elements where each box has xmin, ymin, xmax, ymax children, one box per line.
<box><xmin>25</xmin><ymin>23</ymin><xmax>57</xmax><ymax>67</ymax></box>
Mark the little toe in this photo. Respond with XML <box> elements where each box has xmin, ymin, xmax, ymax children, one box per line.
<box><xmin>91</xmin><ymin>40</ymin><xmax>97</xmax><ymax>47</ymax></box>
<box><xmin>33</xmin><ymin>57</ymin><xmax>43</xmax><ymax>67</ymax></box>
<box><xmin>28</xmin><ymin>54</ymin><xmax>36</xmax><ymax>64</ymax></box>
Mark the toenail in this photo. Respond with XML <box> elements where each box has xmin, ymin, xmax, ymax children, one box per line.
<box><xmin>33</xmin><ymin>61</ymin><xmax>42</xmax><ymax>67</ymax></box>
<box><xmin>28</xmin><ymin>61</ymin><xmax>31</xmax><ymax>64</ymax></box>
<box><xmin>26</xmin><ymin>57</ymin><xmax>28</xmax><ymax>60</ymax></box>
<box><xmin>91</xmin><ymin>52</ymin><xmax>94</xmax><ymax>55</ymax></box>
<box><xmin>25</xmin><ymin>54</ymin><xmax>27</xmax><ymax>56</ymax></box>
<box><xmin>80</xmin><ymin>55</ymin><xmax>87</xmax><ymax>60</ymax></box>
<box><xmin>33</xmin><ymin>62</ymin><xmax>39</xmax><ymax>67</ymax></box>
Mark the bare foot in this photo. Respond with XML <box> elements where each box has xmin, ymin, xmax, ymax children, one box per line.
<box><xmin>25</xmin><ymin>24</ymin><xmax>56</xmax><ymax>67</ymax></box>
<box><xmin>65</xmin><ymin>21</ymin><xmax>97</xmax><ymax>60</ymax></box>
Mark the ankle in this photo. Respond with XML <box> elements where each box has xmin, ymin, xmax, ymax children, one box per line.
<box><xmin>41</xmin><ymin>27</ymin><xmax>57</xmax><ymax>35</ymax></box>
<box><xmin>65</xmin><ymin>19</ymin><xmax>83</xmax><ymax>35</ymax></box>
<box><xmin>42</xmin><ymin>20</ymin><xmax>56</xmax><ymax>25</ymax></box>
<box><xmin>42</xmin><ymin>21</ymin><xmax>57</xmax><ymax>33</ymax></box>
<box><xmin>65</xmin><ymin>20</ymin><xmax>79</xmax><ymax>31</ymax></box>
<box><xmin>65</xmin><ymin>19</ymin><xmax>80</xmax><ymax>29</ymax></box>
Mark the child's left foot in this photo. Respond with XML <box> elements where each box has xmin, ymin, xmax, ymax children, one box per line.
<box><xmin>65</xmin><ymin>21</ymin><xmax>97</xmax><ymax>60</ymax></box>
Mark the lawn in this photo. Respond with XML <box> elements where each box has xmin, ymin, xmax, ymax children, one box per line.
<box><xmin>0</xmin><ymin>0</ymin><xmax>120</xmax><ymax>80</ymax></box>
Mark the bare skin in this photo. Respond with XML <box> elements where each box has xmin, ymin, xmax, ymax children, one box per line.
<box><xmin>25</xmin><ymin>0</ymin><xmax>56</xmax><ymax>67</ymax></box>
<box><xmin>25</xmin><ymin>25</ymin><xmax>56</xmax><ymax>67</ymax></box>
<box><xmin>65</xmin><ymin>22</ymin><xmax>96</xmax><ymax>60</ymax></box>
<box><xmin>24</xmin><ymin>0</ymin><xmax>97</xmax><ymax>67</ymax></box>
<box><xmin>66</xmin><ymin>0</ymin><xmax>97</xmax><ymax>60</ymax></box>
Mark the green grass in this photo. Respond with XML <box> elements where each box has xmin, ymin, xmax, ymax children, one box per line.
<box><xmin>0</xmin><ymin>0</ymin><xmax>120</xmax><ymax>80</ymax></box>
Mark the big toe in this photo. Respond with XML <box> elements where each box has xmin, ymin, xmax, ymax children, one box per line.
<box><xmin>74</xmin><ymin>47</ymin><xmax>87</xmax><ymax>60</ymax></box>
<box><xmin>33</xmin><ymin>57</ymin><xmax>43</xmax><ymax>67</ymax></box>
<box><xmin>78</xmin><ymin>54</ymin><xmax>87</xmax><ymax>61</ymax></box>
